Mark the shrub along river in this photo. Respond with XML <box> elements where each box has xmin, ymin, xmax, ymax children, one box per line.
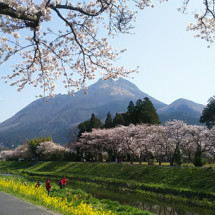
<box><xmin>69</xmin><ymin>181</ymin><xmax>215</xmax><ymax>215</ymax></box>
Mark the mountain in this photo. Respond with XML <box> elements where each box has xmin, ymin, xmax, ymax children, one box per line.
<box><xmin>0</xmin><ymin>79</ymin><xmax>205</xmax><ymax>147</ymax></box>
<box><xmin>157</xmin><ymin>98</ymin><xmax>205</xmax><ymax>125</ymax></box>
<box><xmin>0</xmin><ymin>78</ymin><xmax>166</xmax><ymax>146</ymax></box>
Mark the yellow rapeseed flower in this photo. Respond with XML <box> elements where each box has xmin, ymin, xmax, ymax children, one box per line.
<box><xmin>0</xmin><ymin>178</ymin><xmax>115</xmax><ymax>215</ymax></box>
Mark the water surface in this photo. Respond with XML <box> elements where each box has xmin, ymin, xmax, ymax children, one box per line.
<box><xmin>69</xmin><ymin>182</ymin><xmax>215</xmax><ymax>215</ymax></box>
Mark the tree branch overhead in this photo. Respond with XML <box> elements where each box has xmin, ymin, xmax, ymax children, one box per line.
<box><xmin>0</xmin><ymin>0</ymin><xmax>214</xmax><ymax>97</ymax></box>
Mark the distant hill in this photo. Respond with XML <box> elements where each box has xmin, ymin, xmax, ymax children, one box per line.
<box><xmin>157</xmin><ymin>99</ymin><xmax>205</xmax><ymax>125</ymax></box>
<box><xmin>0</xmin><ymin>79</ymin><xmax>204</xmax><ymax>147</ymax></box>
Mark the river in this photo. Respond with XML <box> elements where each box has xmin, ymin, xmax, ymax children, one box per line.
<box><xmin>69</xmin><ymin>182</ymin><xmax>215</xmax><ymax>215</ymax></box>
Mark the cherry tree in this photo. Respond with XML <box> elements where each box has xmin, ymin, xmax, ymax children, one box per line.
<box><xmin>101</xmin><ymin>127</ymin><xmax>124</xmax><ymax>162</ymax></box>
<box><xmin>0</xmin><ymin>144</ymin><xmax>28</xmax><ymax>160</ymax></box>
<box><xmin>0</xmin><ymin>149</ymin><xmax>14</xmax><ymax>160</ymax></box>
<box><xmin>13</xmin><ymin>144</ymin><xmax>28</xmax><ymax>159</ymax></box>
<box><xmin>76</xmin><ymin>127</ymin><xmax>125</xmax><ymax>161</ymax></box>
<box><xmin>36</xmin><ymin>141</ymin><xmax>69</xmax><ymax>160</ymax></box>
<box><xmin>87</xmin><ymin>129</ymin><xmax>108</xmax><ymax>161</ymax></box>
<box><xmin>1</xmin><ymin>1</ymin><xmax>215</xmax><ymax>97</ymax></box>
<box><xmin>133</xmin><ymin>124</ymin><xmax>156</xmax><ymax>164</ymax></box>
<box><xmin>163</xmin><ymin>120</ymin><xmax>190</xmax><ymax>166</ymax></box>
<box><xmin>185</xmin><ymin>125</ymin><xmax>215</xmax><ymax>165</ymax></box>
<box><xmin>147</xmin><ymin>125</ymin><xmax>168</xmax><ymax>165</ymax></box>
<box><xmin>75</xmin><ymin>129</ymin><xmax>106</xmax><ymax>161</ymax></box>
<box><xmin>0</xmin><ymin>0</ymin><xmax>153</xmax><ymax>97</ymax></box>
<box><xmin>75</xmin><ymin>120</ymin><xmax>215</xmax><ymax>164</ymax></box>
<box><xmin>182</xmin><ymin>0</ymin><xmax>215</xmax><ymax>46</ymax></box>
<box><xmin>114</xmin><ymin>124</ymin><xmax>141</xmax><ymax>163</ymax></box>
<box><xmin>209</xmin><ymin>127</ymin><xmax>215</xmax><ymax>156</ymax></box>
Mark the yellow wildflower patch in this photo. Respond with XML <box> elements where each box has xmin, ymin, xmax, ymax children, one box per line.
<box><xmin>0</xmin><ymin>178</ymin><xmax>115</xmax><ymax>215</ymax></box>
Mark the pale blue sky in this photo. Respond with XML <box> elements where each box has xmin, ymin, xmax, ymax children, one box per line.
<box><xmin>0</xmin><ymin>1</ymin><xmax>214</xmax><ymax>122</ymax></box>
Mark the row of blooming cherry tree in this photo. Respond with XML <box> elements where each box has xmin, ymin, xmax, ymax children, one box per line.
<box><xmin>1</xmin><ymin>120</ymin><xmax>215</xmax><ymax>166</ymax></box>
<box><xmin>73</xmin><ymin>120</ymin><xmax>215</xmax><ymax>166</ymax></box>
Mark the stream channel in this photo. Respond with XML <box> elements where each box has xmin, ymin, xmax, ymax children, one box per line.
<box><xmin>1</xmin><ymin>173</ymin><xmax>214</xmax><ymax>215</ymax></box>
<box><xmin>69</xmin><ymin>181</ymin><xmax>215</xmax><ymax>215</ymax></box>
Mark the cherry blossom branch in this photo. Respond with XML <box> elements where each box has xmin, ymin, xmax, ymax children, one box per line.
<box><xmin>49</xmin><ymin>2</ymin><xmax>110</xmax><ymax>17</ymax></box>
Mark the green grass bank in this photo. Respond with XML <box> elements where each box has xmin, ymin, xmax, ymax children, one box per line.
<box><xmin>0</xmin><ymin>161</ymin><xmax>215</xmax><ymax>208</ymax></box>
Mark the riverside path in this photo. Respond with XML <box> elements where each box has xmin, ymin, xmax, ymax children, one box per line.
<box><xmin>0</xmin><ymin>191</ymin><xmax>61</xmax><ymax>215</ymax></box>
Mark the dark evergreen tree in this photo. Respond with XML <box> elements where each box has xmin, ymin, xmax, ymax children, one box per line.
<box><xmin>123</xmin><ymin>101</ymin><xmax>135</xmax><ymax>125</ymax></box>
<box><xmin>77</xmin><ymin>98</ymin><xmax>159</xmax><ymax>136</ymax></box>
<box><xmin>136</xmin><ymin>99</ymin><xmax>144</xmax><ymax>109</ymax></box>
<box><xmin>127</xmin><ymin>101</ymin><xmax>135</xmax><ymax>113</ymax></box>
<box><xmin>130</xmin><ymin>99</ymin><xmax>144</xmax><ymax>124</ymax></box>
<box><xmin>173</xmin><ymin>147</ymin><xmax>182</xmax><ymax>166</ymax></box>
<box><xmin>78</xmin><ymin>113</ymin><xmax>103</xmax><ymax>137</ymax></box>
<box><xmin>113</xmin><ymin>113</ymin><xmax>125</xmax><ymax>126</ymax></box>
<box><xmin>131</xmin><ymin>97</ymin><xmax>160</xmax><ymax>125</ymax></box>
<box><xmin>200</xmin><ymin>96</ymin><xmax>215</xmax><ymax>129</ymax></box>
<box><xmin>121</xmin><ymin>112</ymin><xmax>130</xmax><ymax>126</ymax></box>
<box><xmin>90</xmin><ymin>113</ymin><xmax>103</xmax><ymax>129</ymax></box>
<box><xmin>141</xmin><ymin>97</ymin><xmax>160</xmax><ymax>125</ymax></box>
<box><xmin>77</xmin><ymin>120</ymin><xmax>91</xmax><ymax>137</ymax></box>
<box><xmin>194</xmin><ymin>146</ymin><xmax>203</xmax><ymax>167</ymax></box>
<box><xmin>104</xmin><ymin>112</ymin><xmax>113</xmax><ymax>128</ymax></box>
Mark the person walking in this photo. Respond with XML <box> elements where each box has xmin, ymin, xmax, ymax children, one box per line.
<box><xmin>35</xmin><ymin>180</ymin><xmax>42</xmax><ymax>188</ymax></box>
<box><xmin>45</xmin><ymin>178</ymin><xmax>51</xmax><ymax>195</ymax></box>
<box><xmin>59</xmin><ymin>178</ymin><xmax>63</xmax><ymax>189</ymax></box>
<box><xmin>62</xmin><ymin>176</ymin><xmax>67</xmax><ymax>189</ymax></box>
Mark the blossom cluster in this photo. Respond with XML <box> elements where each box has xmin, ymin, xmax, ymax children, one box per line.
<box><xmin>74</xmin><ymin>120</ymin><xmax>215</xmax><ymax>164</ymax></box>
<box><xmin>0</xmin><ymin>144</ymin><xmax>27</xmax><ymax>160</ymax></box>
<box><xmin>1</xmin><ymin>1</ymin><xmax>215</xmax><ymax>96</ymax></box>
<box><xmin>36</xmin><ymin>141</ymin><xmax>70</xmax><ymax>155</ymax></box>
<box><xmin>179</xmin><ymin>0</ymin><xmax>215</xmax><ymax>47</ymax></box>
<box><xmin>0</xmin><ymin>141</ymin><xmax>69</xmax><ymax>161</ymax></box>
<box><xmin>0</xmin><ymin>177</ymin><xmax>115</xmax><ymax>215</ymax></box>
<box><xmin>0</xmin><ymin>0</ymin><xmax>154</xmax><ymax>97</ymax></box>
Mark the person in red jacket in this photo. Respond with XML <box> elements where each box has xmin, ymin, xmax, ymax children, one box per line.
<box><xmin>59</xmin><ymin>178</ymin><xmax>63</xmax><ymax>189</ymax></box>
<box><xmin>46</xmin><ymin>178</ymin><xmax>51</xmax><ymax>195</ymax></box>
<box><xmin>62</xmin><ymin>176</ymin><xmax>67</xmax><ymax>188</ymax></box>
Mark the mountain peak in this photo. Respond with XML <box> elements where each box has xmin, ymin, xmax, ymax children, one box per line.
<box><xmin>157</xmin><ymin>97</ymin><xmax>204</xmax><ymax>116</ymax></box>
<box><xmin>0</xmin><ymin>78</ymin><xmax>204</xmax><ymax>146</ymax></box>
<box><xmin>171</xmin><ymin>98</ymin><xmax>203</xmax><ymax>105</ymax></box>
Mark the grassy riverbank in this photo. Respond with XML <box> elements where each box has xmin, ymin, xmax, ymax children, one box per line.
<box><xmin>0</xmin><ymin>161</ymin><xmax>215</xmax><ymax>208</ymax></box>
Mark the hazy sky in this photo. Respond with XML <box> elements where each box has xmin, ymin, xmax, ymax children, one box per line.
<box><xmin>0</xmin><ymin>1</ymin><xmax>214</xmax><ymax>123</ymax></box>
